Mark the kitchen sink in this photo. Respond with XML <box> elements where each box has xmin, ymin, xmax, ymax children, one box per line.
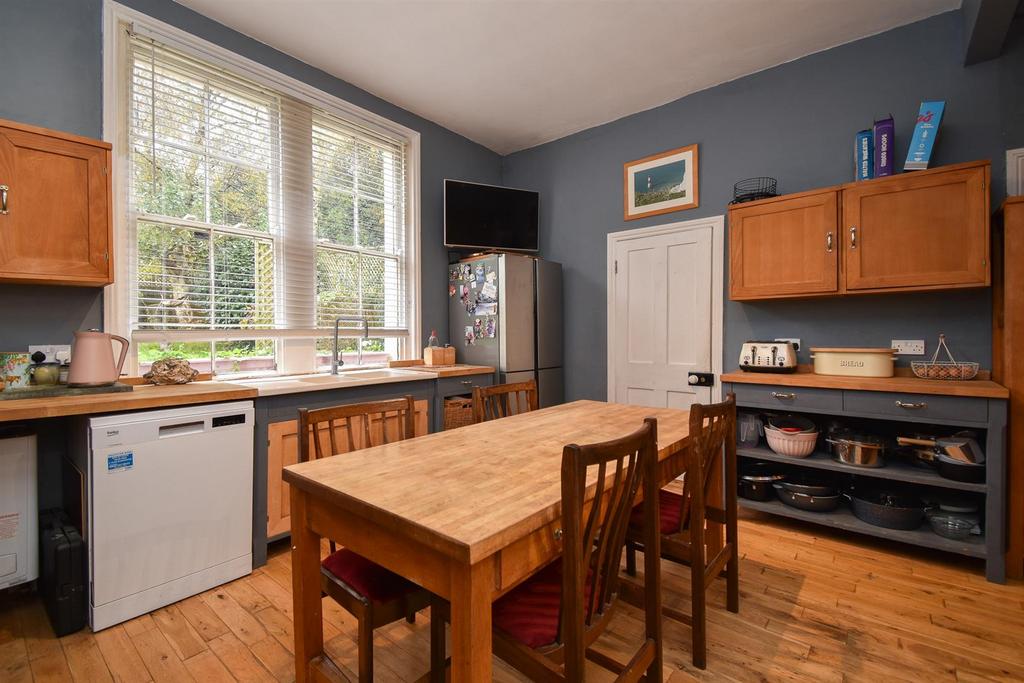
<box><xmin>337</xmin><ymin>368</ymin><xmax>418</xmax><ymax>380</ymax></box>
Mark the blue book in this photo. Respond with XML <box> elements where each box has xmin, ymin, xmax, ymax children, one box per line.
<box><xmin>854</xmin><ymin>129</ymin><xmax>874</xmax><ymax>180</ymax></box>
<box><xmin>873</xmin><ymin>115</ymin><xmax>895</xmax><ymax>177</ymax></box>
<box><xmin>904</xmin><ymin>101</ymin><xmax>945</xmax><ymax>171</ymax></box>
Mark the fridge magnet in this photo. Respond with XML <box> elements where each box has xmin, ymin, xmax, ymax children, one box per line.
<box><xmin>475</xmin><ymin>264</ymin><xmax>486</xmax><ymax>283</ymax></box>
<box><xmin>464</xmin><ymin>326</ymin><xmax>475</xmax><ymax>346</ymax></box>
<box><xmin>623</xmin><ymin>143</ymin><xmax>699</xmax><ymax>220</ymax></box>
<box><xmin>473</xmin><ymin>318</ymin><xmax>483</xmax><ymax>338</ymax></box>
<box><xmin>460</xmin><ymin>284</ymin><xmax>469</xmax><ymax>303</ymax></box>
<box><xmin>448</xmin><ymin>284</ymin><xmax>456</xmax><ymax>297</ymax></box>
<box><xmin>462</xmin><ymin>264</ymin><xmax>472</xmax><ymax>279</ymax></box>
<box><xmin>485</xmin><ymin>317</ymin><xmax>496</xmax><ymax>338</ymax></box>
<box><xmin>471</xmin><ymin>281</ymin><xmax>477</xmax><ymax>289</ymax></box>
<box><xmin>480</xmin><ymin>281</ymin><xmax>498</xmax><ymax>301</ymax></box>
<box><xmin>486</xmin><ymin>271</ymin><xmax>496</xmax><ymax>283</ymax></box>
<box><xmin>475</xmin><ymin>302</ymin><xmax>496</xmax><ymax>316</ymax></box>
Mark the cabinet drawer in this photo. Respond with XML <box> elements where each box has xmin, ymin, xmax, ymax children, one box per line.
<box><xmin>732</xmin><ymin>384</ymin><xmax>842</xmax><ymax>412</ymax></box>
<box><xmin>437</xmin><ymin>373</ymin><xmax>493</xmax><ymax>397</ymax></box>
<box><xmin>843</xmin><ymin>391</ymin><xmax>987</xmax><ymax>424</ymax></box>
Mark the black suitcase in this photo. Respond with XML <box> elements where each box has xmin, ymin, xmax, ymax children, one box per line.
<box><xmin>39</xmin><ymin>509</ymin><xmax>87</xmax><ymax>637</ymax></box>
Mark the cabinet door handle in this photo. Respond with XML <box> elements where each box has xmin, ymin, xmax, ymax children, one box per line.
<box><xmin>895</xmin><ymin>400</ymin><xmax>927</xmax><ymax>410</ymax></box>
<box><xmin>849</xmin><ymin>226</ymin><xmax>857</xmax><ymax>249</ymax></box>
<box><xmin>771</xmin><ymin>391</ymin><xmax>796</xmax><ymax>400</ymax></box>
<box><xmin>553</xmin><ymin>528</ymin><xmax>563</xmax><ymax>541</ymax></box>
<box><xmin>826</xmin><ymin>231</ymin><xmax>833</xmax><ymax>253</ymax></box>
<box><xmin>0</xmin><ymin>185</ymin><xmax>8</xmax><ymax>215</ymax></box>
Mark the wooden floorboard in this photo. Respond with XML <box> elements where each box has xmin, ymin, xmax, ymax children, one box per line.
<box><xmin>2</xmin><ymin>511</ymin><xmax>1023</xmax><ymax>682</ymax></box>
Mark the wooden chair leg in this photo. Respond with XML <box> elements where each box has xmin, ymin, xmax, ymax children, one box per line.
<box><xmin>358</xmin><ymin>612</ymin><xmax>373</xmax><ymax>682</ymax></box>
<box><xmin>430</xmin><ymin>600</ymin><xmax>446</xmax><ymax>682</ymax></box>
<box><xmin>625</xmin><ymin>540</ymin><xmax>638</xmax><ymax>576</ymax></box>
<box><xmin>406</xmin><ymin>610</ymin><xmax>417</xmax><ymax>624</ymax></box>
<box><xmin>725</xmin><ymin>433</ymin><xmax>740</xmax><ymax>615</ymax></box>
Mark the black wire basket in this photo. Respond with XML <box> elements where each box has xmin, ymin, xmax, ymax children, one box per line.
<box><xmin>731</xmin><ymin>177</ymin><xmax>778</xmax><ymax>204</ymax></box>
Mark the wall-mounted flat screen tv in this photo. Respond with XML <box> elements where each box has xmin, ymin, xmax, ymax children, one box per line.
<box><xmin>444</xmin><ymin>180</ymin><xmax>539</xmax><ymax>252</ymax></box>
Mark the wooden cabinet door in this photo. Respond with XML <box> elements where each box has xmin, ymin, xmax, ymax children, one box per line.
<box><xmin>729</xmin><ymin>190</ymin><xmax>839</xmax><ymax>300</ymax></box>
<box><xmin>0</xmin><ymin>123</ymin><xmax>113</xmax><ymax>286</ymax></box>
<box><xmin>843</xmin><ymin>164</ymin><xmax>989</xmax><ymax>292</ymax></box>
<box><xmin>265</xmin><ymin>399</ymin><xmax>429</xmax><ymax>538</ymax></box>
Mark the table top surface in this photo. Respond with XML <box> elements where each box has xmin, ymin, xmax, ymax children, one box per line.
<box><xmin>720</xmin><ymin>368</ymin><xmax>1009</xmax><ymax>399</ymax></box>
<box><xmin>283</xmin><ymin>400</ymin><xmax>692</xmax><ymax>563</ymax></box>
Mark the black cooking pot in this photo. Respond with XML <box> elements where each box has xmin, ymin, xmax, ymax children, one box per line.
<box><xmin>779</xmin><ymin>473</ymin><xmax>838</xmax><ymax>497</ymax></box>
<box><xmin>847</xmin><ymin>490</ymin><xmax>927</xmax><ymax>530</ymax></box>
<box><xmin>738</xmin><ymin>463</ymin><xmax>786</xmax><ymax>501</ymax></box>
<box><xmin>935</xmin><ymin>453</ymin><xmax>985</xmax><ymax>483</ymax></box>
<box><xmin>773</xmin><ymin>483</ymin><xmax>841</xmax><ymax>512</ymax></box>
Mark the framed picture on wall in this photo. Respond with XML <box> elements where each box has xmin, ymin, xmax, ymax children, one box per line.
<box><xmin>623</xmin><ymin>143</ymin><xmax>699</xmax><ymax>220</ymax></box>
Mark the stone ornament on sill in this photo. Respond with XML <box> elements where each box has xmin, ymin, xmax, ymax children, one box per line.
<box><xmin>144</xmin><ymin>358</ymin><xmax>199</xmax><ymax>385</ymax></box>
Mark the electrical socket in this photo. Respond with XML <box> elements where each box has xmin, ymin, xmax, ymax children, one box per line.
<box><xmin>891</xmin><ymin>339</ymin><xmax>925</xmax><ymax>355</ymax></box>
<box><xmin>774</xmin><ymin>338</ymin><xmax>801</xmax><ymax>352</ymax></box>
<box><xmin>28</xmin><ymin>344</ymin><xmax>71</xmax><ymax>363</ymax></box>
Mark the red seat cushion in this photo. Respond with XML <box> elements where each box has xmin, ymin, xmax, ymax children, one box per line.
<box><xmin>492</xmin><ymin>560</ymin><xmax>593</xmax><ymax>650</ymax></box>
<box><xmin>321</xmin><ymin>549</ymin><xmax>421</xmax><ymax>604</ymax></box>
<box><xmin>630</xmin><ymin>488</ymin><xmax>684</xmax><ymax>534</ymax></box>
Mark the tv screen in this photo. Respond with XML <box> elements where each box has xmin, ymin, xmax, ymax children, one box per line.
<box><xmin>444</xmin><ymin>180</ymin><xmax>539</xmax><ymax>252</ymax></box>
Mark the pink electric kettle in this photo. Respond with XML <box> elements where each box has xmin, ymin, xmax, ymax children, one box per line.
<box><xmin>68</xmin><ymin>330</ymin><xmax>129</xmax><ymax>387</ymax></box>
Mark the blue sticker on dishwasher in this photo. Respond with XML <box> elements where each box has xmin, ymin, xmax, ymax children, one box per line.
<box><xmin>107</xmin><ymin>451</ymin><xmax>134</xmax><ymax>472</ymax></box>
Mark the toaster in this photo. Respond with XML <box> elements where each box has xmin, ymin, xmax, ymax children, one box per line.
<box><xmin>739</xmin><ymin>341</ymin><xmax>798</xmax><ymax>373</ymax></box>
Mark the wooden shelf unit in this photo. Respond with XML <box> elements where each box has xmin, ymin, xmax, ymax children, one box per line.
<box><xmin>724</xmin><ymin>375</ymin><xmax>1008</xmax><ymax>582</ymax></box>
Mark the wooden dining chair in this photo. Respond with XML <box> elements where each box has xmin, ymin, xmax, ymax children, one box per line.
<box><xmin>431</xmin><ymin>418</ymin><xmax>663</xmax><ymax>682</ymax></box>
<box><xmin>623</xmin><ymin>393</ymin><xmax>738</xmax><ymax>669</ymax></box>
<box><xmin>472</xmin><ymin>378</ymin><xmax>539</xmax><ymax>422</ymax></box>
<box><xmin>298</xmin><ymin>396</ymin><xmax>432</xmax><ymax>681</ymax></box>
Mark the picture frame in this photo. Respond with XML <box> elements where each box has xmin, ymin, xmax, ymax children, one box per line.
<box><xmin>623</xmin><ymin>143</ymin><xmax>699</xmax><ymax>220</ymax></box>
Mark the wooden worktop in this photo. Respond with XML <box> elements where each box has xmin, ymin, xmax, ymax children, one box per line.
<box><xmin>389</xmin><ymin>361</ymin><xmax>495</xmax><ymax>377</ymax></box>
<box><xmin>0</xmin><ymin>381</ymin><xmax>258</xmax><ymax>423</ymax></box>
<box><xmin>721</xmin><ymin>367</ymin><xmax>1009</xmax><ymax>399</ymax></box>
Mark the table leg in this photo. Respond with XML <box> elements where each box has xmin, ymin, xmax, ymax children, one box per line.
<box><xmin>290</xmin><ymin>486</ymin><xmax>324</xmax><ymax>683</ymax></box>
<box><xmin>449</xmin><ymin>559</ymin><xmax>493</xmax><ymax>682</ymax></box>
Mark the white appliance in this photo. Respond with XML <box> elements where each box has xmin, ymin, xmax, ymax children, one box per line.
<box><xmin>738</xmin><ymin>340</ymin><xmax>798</xmax><ymax>372</ymax></box>
<box><xmin>72</xmin><ymin>401</ymin><xmax>254</xmax><ymax>630</ymax></box>
<box><xmin>0</xmin><ymin>428</ymin><xmax>38</xmax><ymax>590</ymax></box>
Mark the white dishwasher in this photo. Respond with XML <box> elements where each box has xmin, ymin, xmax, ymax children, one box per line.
<box><xmin>72</xmin><ymin>401</ymin><xmax>254</xmax><ymax>630</ymax></box>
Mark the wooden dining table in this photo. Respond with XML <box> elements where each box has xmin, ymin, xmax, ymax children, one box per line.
<box><xmin>284</xmin><ymin>400</ymin><xmax>696</xmax><ymax>682</ymax></box>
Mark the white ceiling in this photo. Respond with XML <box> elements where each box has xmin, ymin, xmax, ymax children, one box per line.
<box><xmin>173</xmin><ymin>0</ymin><xmax>960</xmax><ymax>154</ymax></box>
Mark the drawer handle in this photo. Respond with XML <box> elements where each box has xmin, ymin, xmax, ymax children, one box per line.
<box><xmin>895</xmin><ymin>400</ymin><xmax>928</xmax><ymax>410</ymax></box>
<box><xmin>826</xmin><ymin>231</ymin><xmax>833</xmax><ymax>253</ymax></box>
<box><xmin>849</xmin><ymin>226</ymin><xmax>857</xmax><ymax>249</ymax></box>
<box><xmin>771</xmin><ymin>391</ymin><xmax>796</xmax><ymax>400</ymax></box>
<box><xmin>0</xmin><ymin>184</ymin><xmax>8</xmax><ymax>215</ymax></box>
<box><xmin>460</xmin><ymin>380</ymin><xmax>473</xmax><ymax>386</ymax></box>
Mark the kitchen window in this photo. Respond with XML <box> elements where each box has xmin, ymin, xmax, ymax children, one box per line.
<box><xmin>107</xmin><ymin>13</ymin><xmax>418</xmax><ymax>377</ymax></box>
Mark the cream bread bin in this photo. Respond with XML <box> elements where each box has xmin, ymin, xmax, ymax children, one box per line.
<box><xmin>810</xmin><ymin>347</ymin><xmax>895</xmax><ymax>378</ymax></box>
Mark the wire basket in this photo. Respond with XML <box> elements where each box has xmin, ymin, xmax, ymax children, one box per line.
<box><xmin>730</xmin><ymin>177</ymin><xmax>778</xmax><ymax>204</ymax></box>
<box><xmin>443</xmin><ymin>396</ymin><xmax>475</xmax><ymax>430</ymax></box>
<box><xmin>911</xmin><ymin>334</ymin><xmax>979</xmax><ymax>381</ymax></box>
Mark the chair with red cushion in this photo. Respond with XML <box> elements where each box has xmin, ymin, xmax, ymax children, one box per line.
<box><xmin>624</xmin><ymin>393</ymin><xmax>738</xmax><ymax>669</ymax></box>
<box><xmin>431</xmin><ymin>417</ymin><xmax>664</xmax><ymax>682</ymax></box>
<box><xmin>298</xmin><ymin>396</ymin><xmax>432</xmax><ymax>681</ymax></box>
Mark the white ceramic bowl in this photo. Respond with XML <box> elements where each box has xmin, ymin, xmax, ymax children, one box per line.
<box><xmin>765</xmin><ymin>427</ymin><xmax>818</xmax><ymax>458</ymax></box>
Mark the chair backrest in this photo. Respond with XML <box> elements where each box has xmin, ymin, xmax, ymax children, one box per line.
<box><xmin>472</xmin><ymin>379</ymin><xmax>539</xmax><ymax>423</ymax></box>
<box><xmin>298</xmin><ymin>396</ymin><xmax>417</xmax><ymax>463</ymax></box>
<box><xmin>675</xmin><ymin>393</ymin><xmax>737</xmax><ymax>533</ymax></box>
<box><xmin>559</xmin><ymin>417</ymin><xmax>660</xmax><ymax>679</ymax></box>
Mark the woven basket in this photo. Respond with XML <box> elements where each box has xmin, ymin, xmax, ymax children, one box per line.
<box><xmin>444</xmin><ymin>396</ymin><xmax>475</xmax><ymax>430</ymax></box>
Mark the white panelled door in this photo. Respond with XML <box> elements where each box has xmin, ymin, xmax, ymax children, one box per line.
<box><xmin>609</xmin><ymin>221</ymin><xmax>717</xmax><ymax>409</ymax></box>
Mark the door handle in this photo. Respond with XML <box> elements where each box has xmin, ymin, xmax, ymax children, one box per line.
<box><xmin>826</xmin><ymin>231</ymin><xmax>833</xmax><ymax>253</ymax></box>
<box><xmin>895</xmin><ymin>400</ymin><xmax>927</xmax><ymax>410</ymax></box>
<box><xmin>771</xmin><ymin>391</ymin><xmax>796</xmax><ymax>400</ymax></box>
<box><xmin>849</xmin><ymin>226</ymin><xmax>857</xmax><ymax>249</ymax></box>
<box><xmin>0</xmin><ymin>185</ymin><xmax>8</xmax><ymax>215</ymax></box>
<box><xmin>687</xmin><ymin>372</ymin><xmax>715</xmax><ymax>387</ymax></box>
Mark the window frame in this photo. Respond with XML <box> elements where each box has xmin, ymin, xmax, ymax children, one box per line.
<box><xmin>103</xmin><ymin>0</ymin><xmax>421</xmax><ymax>376</ymax></box>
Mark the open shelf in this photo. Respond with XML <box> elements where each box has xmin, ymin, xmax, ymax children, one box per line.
<box><xmin>740</xmin><ymin>497</ymin><xmax>986</xmax><ymax>558</ymax></box>
<box><xmin>737</xmin><ymin>445</ymin><xmax>987</xmax><ymax>493</ymax></box>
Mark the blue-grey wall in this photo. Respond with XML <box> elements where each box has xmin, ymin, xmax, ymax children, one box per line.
<box><xmin>502</xmin><ymin>11</ymin><xmax>1024</xmax><ymax>402</ymax></box>
<box><xmin>0</xmin><ymin>0</ymin><xmax>501</xmax><ymax>351</ymax></box>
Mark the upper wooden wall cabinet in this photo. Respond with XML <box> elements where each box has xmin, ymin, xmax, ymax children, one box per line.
<box><xmin>729</xmin><ymin>161</ymin><xmax>990</xmax><ymax>301</ymax></box>
<box><xmin>0</xmin><ymin>119</ymin><xmax>113</xmax><ymax>286</ymax></box>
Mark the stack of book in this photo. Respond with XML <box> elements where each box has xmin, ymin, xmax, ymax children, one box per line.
<box><xmin>853</xmin><ymin>101</ymin><xmax>944</xmax><ymax>180</ymax></box>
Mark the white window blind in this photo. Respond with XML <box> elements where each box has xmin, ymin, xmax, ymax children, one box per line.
<box><xmin>121</xmin><ymin>25</ymin><xmax>413</xmax><ymax>372</ymax></box>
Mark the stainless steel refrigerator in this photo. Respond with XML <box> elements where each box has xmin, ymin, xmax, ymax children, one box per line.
<box><xmin>448</xmin><ymin>253</ymin><xmax>563</xmax><ymax>407</ymax></box>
